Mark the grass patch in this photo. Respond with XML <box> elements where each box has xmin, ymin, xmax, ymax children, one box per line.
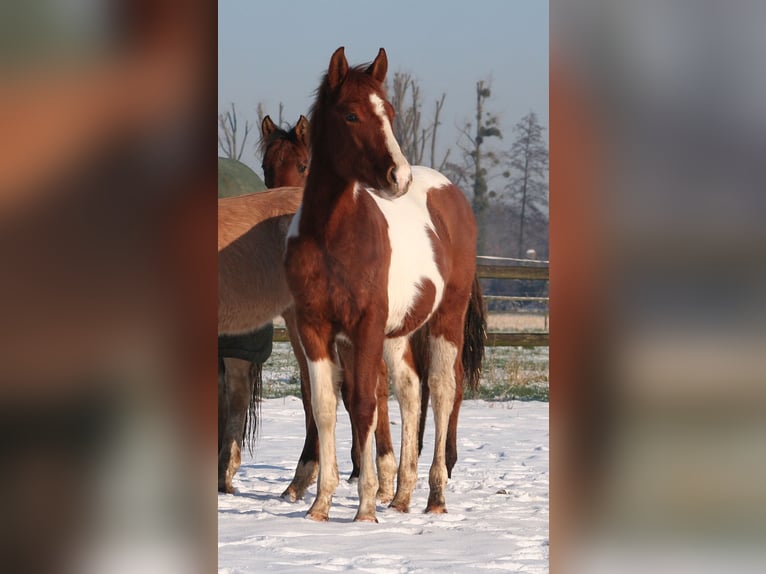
<box><xmin>260</xmin><ymin>341</ymin><xmax>549</xmax><ymax>402</ymax></box>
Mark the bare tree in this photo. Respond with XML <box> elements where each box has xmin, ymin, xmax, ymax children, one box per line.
<box><xmin>444</xmin><ymin>80</ymin><xmax>503</xmax><ymax>253</ymax></box>
<box><xmin>388</xmin><ymin>72</ymin><xmax>450</xmax><ymax>170</ymax></box>
<box><xmin>256</xmin><ymin>101</ymin><xmax>284</xmax><ymax>130</ymax></box>
<box><xmin>218</xmin><ymin>102</ymin><xmax>252</xmax><ymax>161</ymax></box>
<box><xmin>506</xmin><ymin>111</ymin><xmax>548</xmax><ymax>257</ymax></box>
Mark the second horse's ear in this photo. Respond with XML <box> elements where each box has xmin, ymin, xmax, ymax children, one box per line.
<box><xmin>295</xmin><ymin>115</ymin><xmax>309</xmax><ymax>146</ymax></box>
<box><xmin>261</xmin><ymin>115</ymin><xmax>277</xmax><ymax>138</ymax></box>
<box><xmin>366</xmin><ymin>48</ymin><xmax>387</xmax><ymax>84</ymax></box>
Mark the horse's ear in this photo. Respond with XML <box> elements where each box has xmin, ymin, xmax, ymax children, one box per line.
<box><xmin>366</xmin><ymin>48</ymin><xmax>387</xmax><ymax>84</ymax></box>
<box><xmin>262</xmin><ymin>115</ymin><xmax>277</xmax><ymax>138</ymax></box>
<box><xmin>327</xmin><ymin>46</ymin><xmax>348</xmax><ymax>90</ymax></box>
<box><xmin>295</xmin><ymin>115</ymin><xmax>309</xmax><ymax>146</ymax></box>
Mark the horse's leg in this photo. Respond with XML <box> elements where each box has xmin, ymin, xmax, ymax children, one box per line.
<box><xmin>446</xmin><ymin>374</ymin><xmax>464</xmax><ymax>479</ymax></box>
<box><xmin>339</xmin><ymin>337</ymin><xmax>396</xmax><ymax>501</ymax></box>
<box><xmin>300</xmin><ymin>323</ymin><xmax>340</xmax><ymax>521</ymax></box>
<box><xmin>410</xmin><ymin>328</ymin><xmax>430</xmax><ymax>458</ymax></box>
<box><xmin>218</xmin><ymin>357</ymin><xmax>252</xmax><ymax>494</ymax></box>
<box><xmin>418</xmin><ymin>378</ymin><xmax>429</xmax><ymax>455</ymax></box>
<box><xmin>336</xmin><ymin>339</ymin><xmax>362</xmax><ymax>482</ymax></box>
<box><xmin>386</xmin><ymin>337</ymin><xmax>421</xmax><ymax>513</ymax></box>
<box><xmin>347</xmin><ymin>319</ymin><xmax>385</xmax><ymax>523</ymax></box>
<box><xmin>218</xmin><ymin>357</ymin><xmax>226</xmax><ymax>454</ymax></box>
<box><xmin>374</xmin><ymin>360</ymin><xmax>396</xmax><ymax>504</ymax></box>
<box><xmin>425</xmin><ymin>301</ymin><xmax>467</xmax><ymax>513</ymax></box>
<box><xmin>281</xmin><ymin>306</ymin><xmax>319</xmax><ymax>501</ymax></box>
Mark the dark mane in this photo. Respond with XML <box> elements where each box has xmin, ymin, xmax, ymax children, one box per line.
<box><xmin>258</xmin><ymin>120</ymin><xmax>303</xmax><ymax>158</ymax></box>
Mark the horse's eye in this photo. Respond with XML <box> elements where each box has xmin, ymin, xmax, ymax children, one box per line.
<box><xmin>345</xmin><ymin>113</ymin><xmax>359</xmax><ymax>123</ymax></box>
<box><xmin>298</xmin><ymin>164</ymin><xmax>307</xmax><ymax>174</ymax></box>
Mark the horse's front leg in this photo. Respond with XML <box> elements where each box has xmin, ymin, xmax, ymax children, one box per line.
<box><xmin>281</xmin><ymin>307</ymin><xmax>319</xmax><ymax>501</ymax></box>
<box><xmin>300</xmin><ymin>323</ymin><xmax>340</xmax><ymax>521</ymax></box>
<box><xmin>374</xmin><ymin>360</ymin><xmax>397</xmax><ymax>504</ymax></box>
<box><xmin>339</xmin><ymin>339</ymin><xmax>395</xmax><ymax>503</ymax></box>
<box><xmin>348</xmin><ymin>319</ymin><xmax>386</xmax><ymax>522</ymax></box>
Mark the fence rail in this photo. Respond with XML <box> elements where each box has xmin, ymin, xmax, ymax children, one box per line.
<box><xmin>273</xmin><ymin>255</ymin><xmax>549</xmax><ymax>348</ymax></box>
<box><xmin>476</xmin><ymin>255</ymin><xmax>549</xmax><ymax>347</ymax></box>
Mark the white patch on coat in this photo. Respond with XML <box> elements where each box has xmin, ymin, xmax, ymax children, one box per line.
<box><xmin>366</xmin><ymin>166</ymin><xmax>451</xmax><ymax>335</ymax></box>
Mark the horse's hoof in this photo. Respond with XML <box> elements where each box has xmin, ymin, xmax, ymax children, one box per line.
<box><xmin>280</xmin><ymin>487</ymin><xmax>299</xmax><ymax>502</ymax></box>
<box><xmin>389</xmin><ymin>500</ymin><xmax>410</xmax><ymax>513</ymax></box>
<box><xmin>377</xmin><ymin>491</ymin><xmax>394</xmax><ymax>505</ymax></box>
<box><xmin>424</xmin><ymin>503</ymin><xmax>447</xmax><ymax>514</ymax></box>
<box><xmin>219</xmin><ymin>484</ymin><xmax>235</xmax><ymax>495</ymax></box>
<box><xmin>305</xmin><ymin>510</ymin><xmax>329</xmax><ymax>522</ymax></box>
<box><xmin>353</xmin><ymin>514</ymin><xmax>379</xmax><ymax>523</ymax></box>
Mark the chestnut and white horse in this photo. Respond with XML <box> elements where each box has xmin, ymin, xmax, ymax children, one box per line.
<box><xmin>285</xmin><ymin>47</ymin><xmax>482</xmax><ymax>522</ymax></box>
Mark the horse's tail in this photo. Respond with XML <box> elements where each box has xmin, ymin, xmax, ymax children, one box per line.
<box><xmin>242</xmin><ymin>362</ymin><xmax>263</xmax><ymax>455</ymax></box>
<box><xmin>462</xmin><ymin>273</ymin><xmax>487</xmax><ymax>393</ymax></box>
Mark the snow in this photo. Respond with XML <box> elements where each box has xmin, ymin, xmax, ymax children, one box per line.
<box><xmin>218</xmin><ymin>397</ymin><xmax>549</xmax><ymax>573</ymax></box>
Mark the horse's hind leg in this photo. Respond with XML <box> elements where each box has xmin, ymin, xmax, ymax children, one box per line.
<box><xmin>281</xmin><ymin>306</ymin><xmax>319</xmax><ymax>501</ymax></box>
<box><xmin>387</xmin><ymin>337</ymin><xmax>421</xmax><ymax>513</ymax></box>
<box><xmin>218</xmin><ymin>357</ymin><xmax>252</xmax><ymax>494</ymax></box>
<box><xmin>446</xmin><ymin>375</ymin><xmax>464</xmax><ymax>479</ymax></box>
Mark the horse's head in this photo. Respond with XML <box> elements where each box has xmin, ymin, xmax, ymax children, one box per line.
<box><xmin>312</xmin><ymin>47</ymin><xmax>412</xmax><ymax>199</ymax></box>
<box><xmin>260</xmin><ymin>115</ymin><xmax>310</xmax><ymax>188</ymax></box>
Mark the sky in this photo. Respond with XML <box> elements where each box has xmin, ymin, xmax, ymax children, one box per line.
<box><xmin>218</xmin><ymin>0</ymin><xmax>548</xmax><ymax>175</ymax></box>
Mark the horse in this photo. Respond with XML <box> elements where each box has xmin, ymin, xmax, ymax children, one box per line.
<box><xmin>218</xmin><ymin>114</ymin><xmax>401</xmax><ymax>498</ymax></box>
<box><xmin>260</xmin><ymin>115</ymin><xmax>310</xmax><ymax>188</ymax></box>
<box><xmin>217</xmin><ymin>115</ymin><xmax>310</xmax><ymax>494</ymax></box>
<box><xmin>284</xmin><ymin>47</ymin><xmax>483</xmax><ymax>522</ymax></box>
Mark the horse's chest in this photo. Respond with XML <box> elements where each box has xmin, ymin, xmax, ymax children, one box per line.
<box><xmin>369</xmin><ymin>193</ymin><xmax>445</xmax><ymax>335</ymax></box>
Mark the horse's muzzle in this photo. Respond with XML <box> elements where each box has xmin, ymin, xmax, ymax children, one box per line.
<box><xmin>386</xmin><ymin>164</ymin><xmax>413</xmax><ymax>198</ymax></box>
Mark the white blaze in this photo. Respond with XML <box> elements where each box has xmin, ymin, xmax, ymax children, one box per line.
<box><xmin>369</xmin><ymin>93</ymin><xmax>412</xmax><ymax>195</ymax></box>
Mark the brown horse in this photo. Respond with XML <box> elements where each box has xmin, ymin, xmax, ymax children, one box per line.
<box><xmin>260</xmin><ymin>115</ymin><xmax>310</xmax><ymax>188</ymax></box>
<box><xmin>218</xmin><ymin>114</ymin><xmax>399</xmax><ymax>498</ymax></box>
<box><xmin>284</xmin><ymin>47</ymin><xmax>483</xmax><ymax>522</ymax></box>
<box><xmin>218</xmin><ymin>114</ymin><xmax>312</xmax><ymax>494</ymax></box>
<box><xmin>218</xmin><ymin>186</ymin><xmax>302</xmax><ymax>494</ymax></box>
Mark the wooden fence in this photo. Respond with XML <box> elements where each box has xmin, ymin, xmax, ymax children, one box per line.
<box><xmin>476</xmin><ymin>256</ymin><xmax>549</xmax><ymax>347</ymax></box>
<box><xmin>273</xmin><ymin>255</ymin><xmax>549</xmax><ymax>347</ymax></box>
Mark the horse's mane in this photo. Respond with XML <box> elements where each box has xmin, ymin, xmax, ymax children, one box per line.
<box><xmin>309</xmin><ymin>63</ymin><xmax>387</xmax><ymax>155</ymax></box>
<box><xmin>257</xmin><ymin>120</ymin><xmax>304</xmax><ymax>158</ymax></box>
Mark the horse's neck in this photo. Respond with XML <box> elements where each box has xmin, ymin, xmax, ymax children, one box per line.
<box><xmin>300</xmin><ymin>171</ymin><xmax>357</xmax><ymax>237</ymax></box>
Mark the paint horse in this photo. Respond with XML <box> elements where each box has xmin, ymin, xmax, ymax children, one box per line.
<box><xmin>219</xmin><ymin>115</ymin><xmax>397</xmax><ymax>497</ymax></box>
<box><xmin>285</xmin><ymin>47</ymin><xmax>482</xmax><ymax>522</ymax></box>
<box><xmin>217</xmin><ymin>115</ymin><xmax>309</xmax><ymax>494</ymax></box>
<box><xmin>262</xmin><ymin>115</ymin><xmax>484</xmax><ymax>504</ymax></box>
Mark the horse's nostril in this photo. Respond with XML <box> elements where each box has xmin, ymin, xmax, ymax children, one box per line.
<box><xmin>387</xmin><ymin>166</ymin><xmax>397</xmax><ymax>185</ymax></box>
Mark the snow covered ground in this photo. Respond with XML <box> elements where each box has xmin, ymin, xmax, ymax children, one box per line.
<box><xmin>218</xmin><ymin>397</ymin><xmax>549</xmax><ymax>573</ymax></box>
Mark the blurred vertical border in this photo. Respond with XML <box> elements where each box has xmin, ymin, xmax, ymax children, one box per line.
<box><xmin>551</xmin><ymin>1</ymin><xmax>766</xmax><ymax>573</ymax></box>
<box><xmin>0</xmin><ymin>1</ymin><xmax>215</xmax><ymax>572</ymax></box>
